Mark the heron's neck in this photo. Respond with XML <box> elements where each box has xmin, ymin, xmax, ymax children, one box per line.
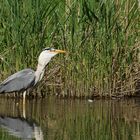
<box><xmin>35</xmin><ymin>63</ymin><xmax>46</xmax><ymax>84</ymax></box>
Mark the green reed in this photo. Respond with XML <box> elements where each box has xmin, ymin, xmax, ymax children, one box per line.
<box><xmin>0</xmin><ymin>0</ymin><xmax>139</xmax><ymax>97</ymax></box>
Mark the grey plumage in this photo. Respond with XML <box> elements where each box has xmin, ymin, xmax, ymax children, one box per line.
<box><xmin>0</xmin><ymin>69</ymin><xmax>35</xmax><ymax>93</ymax></box>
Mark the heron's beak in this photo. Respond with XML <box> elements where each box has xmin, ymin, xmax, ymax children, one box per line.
<box><xmin>55</xmin><ymin>49</ymin><xmax>66</xmax><ymax>53</ymax></box>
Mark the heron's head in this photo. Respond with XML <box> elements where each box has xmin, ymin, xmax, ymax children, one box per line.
<box><xmin>38</xmin><ymin>48</ymin><xmax>66</xmax><ymax>66</ymax></box>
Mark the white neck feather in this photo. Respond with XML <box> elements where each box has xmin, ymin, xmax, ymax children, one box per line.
<box><xmin>34</xmin><ymin>50</ymin><xmax>57</xmax><ymax>85</ymax></box>
<box><xmin>34</xmin><ymin>63</ymin><xmax>46</xmax><ymax>85</ymax></box>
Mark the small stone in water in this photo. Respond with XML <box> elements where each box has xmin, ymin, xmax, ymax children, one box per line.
<box><xmin>88</xmin><ymin>99</ymin><xmax>93</xmax><ymax>103</ymax></box>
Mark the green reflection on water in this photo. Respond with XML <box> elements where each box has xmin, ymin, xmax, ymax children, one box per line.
<box><xmin>0</xmin><ymin>97</ymin><xmax>139</xmax><ymax>140</ymax></box>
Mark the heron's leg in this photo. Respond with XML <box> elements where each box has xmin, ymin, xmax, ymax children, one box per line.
<box><xmin>23</xmin><ymin>91</ymin><xmax>26</xmax><ymax>104</ymax></box>
<box><xmin>23</xmin><ymin>91</ymin><xmax>26</xmax><ymax>118</ymax></box>
<box><xmin>23</xmin><ymin>91</ymin><xmax>26</xmax><ymax>98</ymax></box>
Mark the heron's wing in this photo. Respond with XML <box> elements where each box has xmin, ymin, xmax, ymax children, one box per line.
<box><xmin>0</xmin><ymin>69</ymin><xmax>35</xmax><ymax>93</ymax></box>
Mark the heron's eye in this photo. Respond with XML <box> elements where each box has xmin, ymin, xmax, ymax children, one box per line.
<box><xmin>50</xmin><ymin>48</ymin><xmax>55</xmax><ymax>52</ymax></box>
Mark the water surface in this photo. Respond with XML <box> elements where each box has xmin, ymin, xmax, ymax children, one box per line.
<box><xmin>0</xmin><ymin>97</ymin><xmax>140</xmax><ymax>140</ymax></box>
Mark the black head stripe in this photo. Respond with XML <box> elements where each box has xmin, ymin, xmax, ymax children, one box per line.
<box><xmin>42</xmin><ymin>48</ymin><xmax>55</xmax><ymax>51</ymax></box>
<box><xmin>42</xmin><ymin>48</ymin><xmax>51</xmax><ymax>51</ymax></box>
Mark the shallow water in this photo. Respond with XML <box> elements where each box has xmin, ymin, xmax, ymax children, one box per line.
<box><xmin>0</xmin><ymin>97</ymin><xmax>140</xmax><ymax>140</ymax></box>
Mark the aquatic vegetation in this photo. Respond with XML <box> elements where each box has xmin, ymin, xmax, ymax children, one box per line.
<box><xmin>0</xmin><ymin>97</ymin><xmax>140</xmax><ymax>140</ymax></box>
<box><xmin>0</xmin><ymin>0</ymin><xmax>139</xmax><ymax>97</ymax></box>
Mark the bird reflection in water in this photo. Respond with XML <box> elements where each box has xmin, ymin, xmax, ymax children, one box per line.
<box><xmin>0</xmin><ymin>99</ymin><xmax>44</xmax><ymax>140</ymax></box>
<box><xmin>0</xmin><ymin>116</ymin><xmax>44</xmax><ymax>140</ymax></box>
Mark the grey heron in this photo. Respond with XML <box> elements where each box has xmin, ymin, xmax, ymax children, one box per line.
<box><xmin>0</xmin><ymin>48</ymin><xmax>66</xmax><ymax>101</ymax></box>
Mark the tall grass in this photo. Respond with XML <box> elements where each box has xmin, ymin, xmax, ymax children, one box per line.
<box><xmin>0</xmin><ymin>0</ymin><xmax>139</xmax><ymax>97</ymax></box>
